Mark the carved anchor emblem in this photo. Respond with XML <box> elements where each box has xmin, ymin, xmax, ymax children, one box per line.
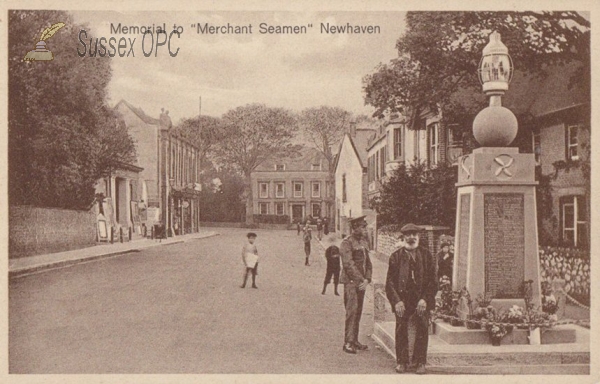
<box><xmin>494</xmin><ymin>155</ymin><xmax>514</xmax><ymax>177</ymax></box>
<box><xmin>461</xmin><ymin>156</ymin><xmax>471</xmax><ymax>179</ymax></box>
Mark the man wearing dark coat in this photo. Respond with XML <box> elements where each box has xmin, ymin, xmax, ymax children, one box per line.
<box><xmin>385</xmin><ymin>223</ymin><xmax>438</xmax><ymax>374</ymax></box>
<box><xmin>340</xmin><ymin>216</ymin><xmax>373</xmax><ymax>354</ymax></box>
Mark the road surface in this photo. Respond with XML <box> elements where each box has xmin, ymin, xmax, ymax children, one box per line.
<box><xmin>9</xmin><ymin>227</ymin><xmax>395</xmax><ymax>374</ymax></box>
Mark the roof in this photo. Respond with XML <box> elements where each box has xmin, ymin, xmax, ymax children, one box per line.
<box><xmin>114</xmin><ymin>99</ymin><xmax>161</xmax><ymax>125</ymax></box>
<box><xmin>254</xmin><ymin>147</ymin><xmax>329</xmax><ymax>172</ymax></box>
<box><xmin>335</xmin><ymin>128</ymin><xmax>376</xmax><ymax>173</ymax></box>
<box><xmin>351</xmin><ymin>128</ymin><xmax>376</xmax><ymax>167</ymax></box>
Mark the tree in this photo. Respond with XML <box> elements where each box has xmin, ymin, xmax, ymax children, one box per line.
<box><xmin>371</xmin><ymin>162</ymin><xmax>457</xmax><ymax>230</ymax></box>
<box><xmin>215</xmin><ymin>104</ymin><xmax>298</xmax><ymax>224</ymax></box>
<box><xmin>197</xmin><ymin>168</ymin><xmax>246</xmax><ymax>223</ymax></box>
<box><xmin>8</xmin><ymin>10</ymin><xmax>135</xmax><ymax>209</ymax></box>
<box><xmin>172</xmin><ymin>115</ymin><xmax>227</xmax><ymax>171</ymax></box>
<box><xmin>363</xmin><ymin>11</ymin><xmax>590</xmax><ymax>128</ymax></box>
<box><xmin>298</xmin><ymin>106</ymin><xmax>352</xmax><ymax>171</ymax></box>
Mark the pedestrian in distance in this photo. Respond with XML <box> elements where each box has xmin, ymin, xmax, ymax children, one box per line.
<box><xmin>297</xmin><ymin>220</ymin><xmax>301</xmax><ymax>235</ymax></box>
<box><xmin>316</xmin><ymin>218</ymin><xmax>324</xmax><ymax>241</ymax></box>
<box><xmin>241</xmin><ymin>232</ymin><xmax>259</xmax><ymax>289</ymax></box>
<box><xmin>303</xmin><ymin>226</ymin><xmax>312</xmax><ymax>266</ymax></box>
<box><xmin>323</xmin><ymin>217</ymin><xmax>330</xmax><ymax>236</ymax></box>
<box><xmin>385</xmin><ymin>224</ymin><xmax>438</xmax><ymax>374</ymax></box>
<box><xmin>340</xmin><ymin>216</ymin><xmax>372</xmax><ymax>354</ymax></box>
<box><xmin>322</xmin><ymin>234</ymin><xmax>342</xmax><ymax>295</ymax></box>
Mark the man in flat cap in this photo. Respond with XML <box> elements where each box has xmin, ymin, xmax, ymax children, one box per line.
<box><xmin>340</xmin><ymin>216</ymin><xmax>373</xmax><ymax>354</ymax></box>
<box><xmin>385</xmin><ymin>223</ymin><xmax>438</xmax><ymax>374</ymax></box>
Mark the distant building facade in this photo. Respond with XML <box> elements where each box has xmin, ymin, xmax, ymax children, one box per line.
<box><xmin>250</xmin><ymin>147</ymin><xmax>332</xmax><ymax>224</ymax></box>
<box><xmin>114</xmin><ymin>100</ymin><xmax>202</xmax><ymax>237</ymax></box>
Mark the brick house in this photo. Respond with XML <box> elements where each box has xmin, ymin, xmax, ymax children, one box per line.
<box><xmin>250</xmin><ymin>147</ymin><xmax>332</xmax><ymax>224</ymax></box>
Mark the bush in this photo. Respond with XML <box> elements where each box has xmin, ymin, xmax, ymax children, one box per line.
<box><xmin>252</xmin><ymin>214</ymin><xmax>290</xmax><ymax>224</ymax></box>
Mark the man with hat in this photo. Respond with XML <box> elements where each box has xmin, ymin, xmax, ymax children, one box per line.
<box><xmin>340</xmin><ymin>215</ymin><xmax>373</xmax><ymax>354</ymax></box>
<box><xmin>385</xmin><ymin>223</ymin><xmax>438</xmax><ymax>374</ymax></box>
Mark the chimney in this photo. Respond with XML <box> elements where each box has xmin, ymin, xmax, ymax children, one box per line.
<box><xmin>349</xmin><ymin>120</ymin><xmax>357</xmax><ymax>137</ymax></box>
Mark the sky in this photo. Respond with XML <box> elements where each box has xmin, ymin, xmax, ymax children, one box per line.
<box><xmin>71</xmin><ymin>11</ymin><xmax>406</xmax><ymax>124</ymax></box>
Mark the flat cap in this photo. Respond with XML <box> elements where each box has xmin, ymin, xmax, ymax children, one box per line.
<box><xmin>400</xmin><ymin>223</ymin><xmax>421</xmax><ymax>233</ymax></box>
<box><xmin>247</xmin><ymin>232</ymin><xmax>257</xmax><ymax>238</ymax></box>
<box><xmin>349</xmin><ymin>215</ymin><xmax>367</xmax><ymax>227</ymax></box>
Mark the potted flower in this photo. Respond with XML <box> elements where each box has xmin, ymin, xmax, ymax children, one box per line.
<box><xmin>438</xmin><ymin>276</ymin><xmax>453</xmax><ymax>323</ymax></box>
<box><xmin>486</xmin><ymin>323</ymin><xmax>508</xmax><ymax>346</ymax></box>
<box><xmin>541</xmin><ymin>282</ymin><xmax>559</xmax><ymax>322</ymax></box>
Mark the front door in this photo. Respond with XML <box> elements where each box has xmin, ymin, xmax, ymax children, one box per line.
<box><xmin>292</xmin><ymin>205</ymin><xmax>304</xmax><ymax>223</ymax></box>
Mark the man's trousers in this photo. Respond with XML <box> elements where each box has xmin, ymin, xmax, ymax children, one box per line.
<box><xmin>343</xmin><ymin>283</ymin><xmax>365</xmax><ymax>345</ymax></box>
<box><xmin>395</xmin><ymin>307</ymin><xmax>429</xmax><ymax>365</ymax></box>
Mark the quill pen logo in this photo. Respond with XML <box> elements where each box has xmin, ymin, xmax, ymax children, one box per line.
<box><xmin>23</xmin><ymin>22</ymin><xmax>65</xmax><ymax>62</ymax></box>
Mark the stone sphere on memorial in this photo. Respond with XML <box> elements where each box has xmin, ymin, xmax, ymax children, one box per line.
<box><xmin>472</xmin><ymin>105</ymin><xmax>518</xmax><ymax>147</ymax></box>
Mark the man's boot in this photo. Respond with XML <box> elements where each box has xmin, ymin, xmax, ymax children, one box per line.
<box><xmin>322</xmin><ymin>283</ymin><xmax>327</xmax><ymax>295</ymax></box>
<box><xmin>251</xmin><ymin>274</ymin><xmax>257</xmax><ymax>289</ymax></box>
<box><xmin>334</xmin><ymin>284</ymin><xmax>340</xmax><ymax>296</ymax></box>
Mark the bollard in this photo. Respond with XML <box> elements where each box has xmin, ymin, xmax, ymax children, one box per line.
<box><xmin>119</xmin><ymin>227</ymin><xmax>123</xmax><ymax>243</ymax></box>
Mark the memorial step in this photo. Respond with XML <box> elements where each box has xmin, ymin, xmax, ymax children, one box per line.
<box><xmin>372</xmin><ymin>321</ymin><xmax>589</xmax><ymax>374</ymax></box>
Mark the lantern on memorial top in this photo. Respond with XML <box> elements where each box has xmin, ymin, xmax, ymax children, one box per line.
<box><xmin>478</xmin><ymin>31</ymin><xmax>513</xmax><ymax>96</ymax></box>
<box><xmin>472</xmin><ymin>31</ymin><xmax>518</xmax><ymax>147</ymax></box>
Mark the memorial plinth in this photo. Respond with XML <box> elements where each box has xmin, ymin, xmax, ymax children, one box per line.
<box><xmin>453</xmin><ymin>147</ymin><xmax>542</xmax><ymax>309</ymax></box>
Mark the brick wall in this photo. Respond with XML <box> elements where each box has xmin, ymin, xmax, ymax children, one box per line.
<box><xmin>9</xmin><ymin>205</ymin><xmax>97</xmax><ymax>259</ymax></box>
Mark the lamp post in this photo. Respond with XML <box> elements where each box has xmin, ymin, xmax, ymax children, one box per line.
<box><xmin>452</xmin><ymin>31</ymin><xmax>541</xmax><ymax>311</ymax></box>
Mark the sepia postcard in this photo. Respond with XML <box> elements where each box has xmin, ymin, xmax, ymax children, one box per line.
<box><xmin>1</xmin><ymin>1</ymin><xmax>598</xmax><ymax>384</ymax></box>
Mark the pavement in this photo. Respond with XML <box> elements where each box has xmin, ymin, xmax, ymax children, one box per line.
<box><xmin>9</xmin><ymin>230</ymin><xmax>219</xmax><ymax>278</ymax></box>
<box><xmin>9</xmin><ymin>227</ymin><xmax>397</xmax><ymax>374</ymax></box>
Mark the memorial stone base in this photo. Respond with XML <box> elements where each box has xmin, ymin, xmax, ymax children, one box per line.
<box><xmin>453</xmin><ymin>147</ymin><xmax>542</xmax><ymax>309</ymax></box>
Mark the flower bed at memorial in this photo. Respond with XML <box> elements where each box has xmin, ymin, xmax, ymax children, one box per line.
<box><xmin>539</xmin><ymin>246</ymin><xmax>590</xmax><ymax>305</ymax></box>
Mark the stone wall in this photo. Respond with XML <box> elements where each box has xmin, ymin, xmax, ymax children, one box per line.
<box><xmin>9</xmin><ymin>205</ymin><xmax>97</xmax><ymax>259</ymax></box>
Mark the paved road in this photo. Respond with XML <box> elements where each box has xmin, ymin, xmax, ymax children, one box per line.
<box><xmin>9</xmin><ymin>228</ymin><xmax>395</xmax><ymax>374</ymax></box>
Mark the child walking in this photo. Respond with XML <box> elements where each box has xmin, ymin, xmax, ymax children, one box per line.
<box><xmin>241</xmin><ymin>232</ymin><xmax>259</xmax><ymax>289</ymax></box>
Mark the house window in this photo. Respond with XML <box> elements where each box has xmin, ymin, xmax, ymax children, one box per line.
<box><xmin>259</xmin><ymin>202</ymin><xmax>269</xmax><ymax>215</ymax></box>
<box><xmin>259</xmin><ymin>182</ymin><xmax>269</xmax><ymax>198</ymax></box>
<box><xmin>293</xmin><ymin>182</ymin><xmax>303</xmax><ymax>198</ymax></box>
<box><xmin>342</xmin><ymin>174</ymin><xmax>347</xmax><ymax>203</ymax></box>
<box><xmin>311</xmin><ymin>163</ymin><xmax>321</xmax><ymax>171</ymax></box>
<box><xmin>394</xmin><ymin>127</ymin><xmax>402</xmax><ymax>159</ymax></box>
<box><xmin>532</xmin><ymin>129</ymin><xmax>541</xmax><ymax>165</ymax></box>
<box><xmin>379</xmin><ymin>147</ymin><xmax>386</xmax><ymax>178</ymax></box>
<box><xmin>312</xmin><ymin>203</ymin><xmax>321</xmax><ymax>218</ymax></box>
<box><xmin>275</xmin><ymin>164</ymin><xmax>285</xmax><ymax>171</ymax></box>
<box><xmin>567</xmin><ymin>125</ymin><xmax>579</xmax><ymax>161</ymax></box>
<box><xmin>312</xmin><ymin>182</ymin><xmax>321</xmax><ymax>198</ymax></box>
<box><xmin>275</xmin><ymin>202</ymin><xmax>284</xmax><ymax>215</ymax></box>
<box><xmin>428</xmin><ymin>123</ymin><xmax>440</xmax><ymax>166</ymax></box>
<box><xmin>560</xmin><ymin>195</ymin><xmax>587</xmax><ymax>247</ymax></box>
<box><xmin>275</xmin><ymin>182</ymin><xmax>285</xmax><ymax>198</ymax></box>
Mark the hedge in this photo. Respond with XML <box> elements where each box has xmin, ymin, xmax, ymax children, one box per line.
<box><xmin>252</xmin><ymin>214</ymin><xmax>290</xmax><ymax>224</ymax></box>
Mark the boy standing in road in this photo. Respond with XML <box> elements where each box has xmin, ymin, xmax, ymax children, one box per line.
<box><xmin>241</xmin><ymin>232</ymin><xmax>259</xmax><ymax>289</ymax></box>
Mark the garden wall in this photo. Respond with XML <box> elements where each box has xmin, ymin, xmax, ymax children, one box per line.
<box><xmin>9</xmin><ymin>205</ymin><xmax>96</xmax><ymax>258</ymax></box>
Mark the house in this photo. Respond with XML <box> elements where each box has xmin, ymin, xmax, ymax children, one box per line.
<box><xmin>250</xmin><ymin>147</ymin><xmax>332</xmax><ymax>224</ymax></box>
<box><xmin>334</xmin><ymin>122</ymin><xmax>376</xmax><ymax>235</ymax></box>
<box><xmin>365</xmin><ymin>60</ymin><xmax>590</xmax><ymax>250</ymax></box>
<box><xmin>114</xmin><ymin>100</ymin><xmax>202</xmax><ymax>237</ymax></box>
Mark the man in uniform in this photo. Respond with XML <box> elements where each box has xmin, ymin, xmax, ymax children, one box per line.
<box><xmin>385</xmin><ymin>223</ymin><xmax>438</xmax><ymax>374</ymax></box>
<box><xmin>340</xmin><ymin>216</ymin><xmax>373</xmax><ymax>354</ymax></box>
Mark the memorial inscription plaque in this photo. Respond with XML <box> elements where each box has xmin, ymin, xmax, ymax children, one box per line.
<box><xmin>484</xmin><ymin>193</ymin><xmax>525</xmax><ymax>298</ymax></box>
<box><xmin>455</xmin><ymin>193</ymin><xmax>470</xmax><ymax>289</ymax></box>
